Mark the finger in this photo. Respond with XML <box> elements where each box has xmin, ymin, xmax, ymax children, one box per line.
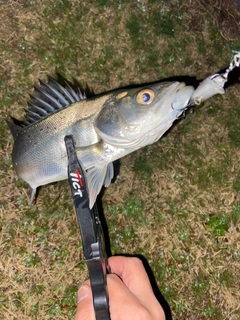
<box><xmin>109</xmin><ymin>256</ymin><xmax>153</xmax><ymax>297</ymax></box>
<box><xmin>75</xmin><ymin>281</ymin><xmax>95</xmax><ymax>320</ymax></box>
<box><xmin>109</xmin><ymin>256</ymin><xmax>165</xmax><ymax>319</ymax></box>
<box><xmin>107</xmin><ymin>273</ymin><xmax>152</xmax><ymax>320</ymax></box>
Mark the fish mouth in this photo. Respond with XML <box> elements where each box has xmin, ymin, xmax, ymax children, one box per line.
<box><xmin>154</xmin><ymin>82</ymin><xmax>194</xmax><ymax>118</ymax></box>
<box><xmin>170</xmin><ymin>82</ymin><xmax>194</xmax><ymax>111</ymax></box>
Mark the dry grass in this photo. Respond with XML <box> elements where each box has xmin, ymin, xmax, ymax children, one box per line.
<box><xmin>1</xmin><ymin>0</ymin><xmax>240</xmax><ymax>319</ymax></box>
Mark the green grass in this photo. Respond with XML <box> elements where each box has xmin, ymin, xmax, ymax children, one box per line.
<box><xmin>207</xmin><ymin>214</ymin><xmax>229</xmax><ymax>236</ymax></box>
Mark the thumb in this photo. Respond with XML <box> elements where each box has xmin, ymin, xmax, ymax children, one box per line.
<box><xmin>75</xmin><ymin>282</ymin><xmax>95</xmax><ymax>320</ymax></box>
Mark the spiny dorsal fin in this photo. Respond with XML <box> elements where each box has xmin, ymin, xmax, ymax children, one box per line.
<box><xmin>23</xmin><ymin>77</ymin><xmax>86</xmax><ymax>127</ymax></box>
<box><xmin>6</xmin><ymin>117</ymin><xmax>24</xmax><ymax>140</ymax></box>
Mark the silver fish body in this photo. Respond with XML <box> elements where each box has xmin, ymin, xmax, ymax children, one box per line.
<box><xmin>8</xmin><ymin>78</ymin><xmax>194</xmax><ymax>208</ymax></box>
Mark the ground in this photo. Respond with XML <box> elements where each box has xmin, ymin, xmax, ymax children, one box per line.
<box><xmin>0</xmin><ymin>1</ymin><xmax>240</xmax><ymax>319</ymax></box>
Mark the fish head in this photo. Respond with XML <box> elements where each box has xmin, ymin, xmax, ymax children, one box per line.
<box><xmin>118</xmin><ymin>81</ymin><xmax>194</xmax><ymax>125</ymax></box>
<box><xmin>95</xmin><ymin>81</ymin><xmax>194</xmax><ymax>148</ymax></box>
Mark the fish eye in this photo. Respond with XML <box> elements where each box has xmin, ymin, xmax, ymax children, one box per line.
<box><xmin>136</xmin><ymin>89</ymin><xmax>155</xmax><ymax>105</ymax></box>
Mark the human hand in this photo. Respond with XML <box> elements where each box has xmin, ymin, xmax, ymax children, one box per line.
<box><xmin>75</xmin><ymin>256</ymin><xmax>165</xmax><ymax>320</ymax></box>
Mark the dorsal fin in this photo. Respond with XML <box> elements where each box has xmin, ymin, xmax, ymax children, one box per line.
<box><xmin>6</xmin><ymin>117</ymin><xmax>24</xmax><ymax>140</ymax></box>
<box><xmin>22</xmin><ymin>77</ymin><xmax>86</xmax><ymax>127</ymax></box>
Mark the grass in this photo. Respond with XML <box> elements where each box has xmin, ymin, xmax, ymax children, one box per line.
<box><xmin>1</xmin><ymin>0</ymin><xmax>240</xmax><ymax>319</ymax></box>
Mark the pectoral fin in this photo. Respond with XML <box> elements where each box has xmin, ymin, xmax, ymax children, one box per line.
<box><xmin>104</xmin><ymin>162</ymin><xmax>114</xmax><ymax>187</ymax></box>
<box><xmin>86</xmin><ymin>162</ymin><xmax>114</xmax><ymax>208</ymax></box>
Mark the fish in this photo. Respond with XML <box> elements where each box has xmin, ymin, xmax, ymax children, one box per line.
<box><xmin>7</xmin><ymin>77</ymin><xmax>195</xmax><ymax>208</ymax></box>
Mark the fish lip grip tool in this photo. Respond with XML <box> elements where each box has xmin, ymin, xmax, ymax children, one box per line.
<box><xmin>64</xmin><ymin>135</ymin><xmax>111</xmax><ymax>320</ymax></box>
